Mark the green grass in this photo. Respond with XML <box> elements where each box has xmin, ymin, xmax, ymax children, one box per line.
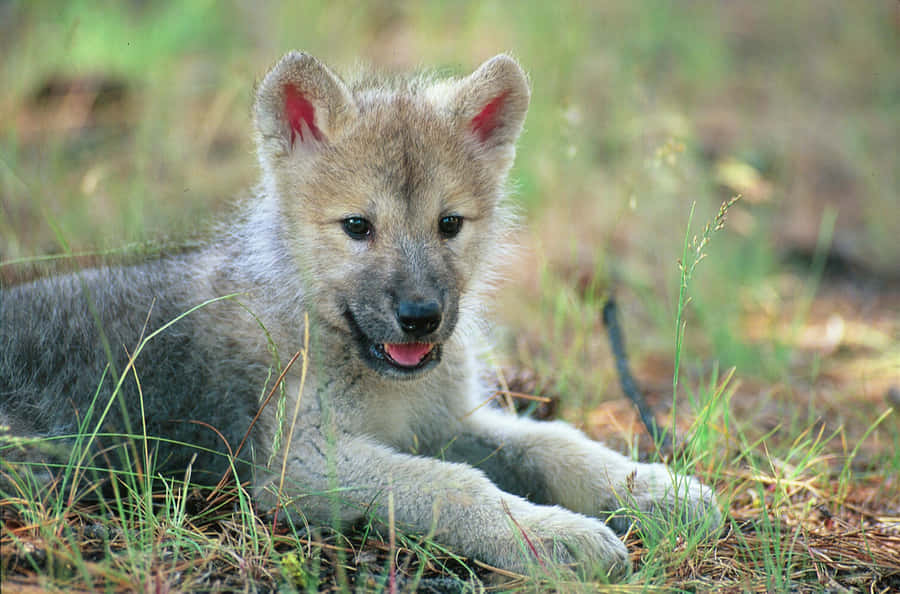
<box><xmin>3</xmin><ymin>0</ymin><xmax>899</xmax><ymax>591</ymax></box>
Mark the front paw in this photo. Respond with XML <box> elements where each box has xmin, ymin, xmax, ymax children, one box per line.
<box><xmin>493</xmin><ymin>503</ymin><xmax>630</xmax><ymax>581</ymax></box>
<box><xmin>608</xmin><ymin>464</ymin><xmax>722</xmax><ymax>537</ymax></box>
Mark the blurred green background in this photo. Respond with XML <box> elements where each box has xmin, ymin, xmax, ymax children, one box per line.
<box><xmin>1</xmin><ymin>0</ymin><xmax>897</xmax><ymax>437</ymax></box>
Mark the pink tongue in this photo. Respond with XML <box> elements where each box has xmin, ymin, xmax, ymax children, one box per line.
<box><xmin>384</xmin><ymin>343</ymin><xmax>433</xmax><ymax>367</ymax></box>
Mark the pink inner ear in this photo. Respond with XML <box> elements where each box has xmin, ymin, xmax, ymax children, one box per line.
<box><xmin>284</xmin><ymin>84</ymin><xmax>324</xmax><ymax>147</ymax></box>
<box><xmin>471</xmin><ymin>91</ymin><xmax>510</xmax><ymax>143</ymax></box>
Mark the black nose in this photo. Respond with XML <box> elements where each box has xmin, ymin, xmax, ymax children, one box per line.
<box><xmin>396</xmin><ymin>300</ymin><xmax>442</xmax><ymax>338</ymax></box>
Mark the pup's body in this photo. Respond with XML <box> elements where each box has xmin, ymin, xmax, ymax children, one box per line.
<box><xmin>0</xmin><ymin>52</ymin><xmax>718</xmax><ymax>578</ymax></box>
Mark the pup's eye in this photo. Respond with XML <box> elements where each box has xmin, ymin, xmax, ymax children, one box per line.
<box><xmin>342</xmin><ymin>216</ymin><xmax>372</xmax><ymax>240</ymax></box>
<box><xmin>438</xmin><ymin>215</ymin><xmax>463</xmax><ymax>238</ymax></box>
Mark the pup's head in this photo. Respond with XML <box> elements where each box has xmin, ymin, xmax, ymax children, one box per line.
<box><xmin>253</xmin><ymin>52</ymin><xmax>529</xmax><ymax>379</ymax></box>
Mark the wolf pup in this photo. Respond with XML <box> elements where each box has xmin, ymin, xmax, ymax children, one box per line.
<box><xmin>0</xmin><ymin>52</ymin><xmax>719</xmax><ymax>579</ymax></box>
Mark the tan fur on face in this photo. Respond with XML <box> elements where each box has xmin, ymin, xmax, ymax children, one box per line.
<box><xmin>252</xmin><ymin>52</ymin><xmax>530</xmax><ymax>331</ymax></box>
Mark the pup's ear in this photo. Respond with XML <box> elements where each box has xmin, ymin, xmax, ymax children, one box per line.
<box><xmin>452</xmin><ymin>54</ymin><xmax>530</xmax><ymax>167</ymax></box>
<box><xmin>253</xmin><ymin>51</ymin><xmax>357</xmax><ymax>163</ymax></box>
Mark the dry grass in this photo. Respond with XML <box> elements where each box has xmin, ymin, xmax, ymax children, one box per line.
<box><xmin>3</xmin><ymin>331</ymin><xmax>898</xmax><ymax>592</ymax></box>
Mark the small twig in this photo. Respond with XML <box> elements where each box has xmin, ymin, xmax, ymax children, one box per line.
<box><xmin>490</xmin><ymin>391</ymin><xmax>552</xmax><ymax>403</ymax></box>
<box><xmin>388</xmin><ymin>476</ymin><xmax>397</xmax><ymax>594</ymax></box>
<box><xmin>501</xmin><ymin>499</ymin><xmax>547</xmax><ymax>572</ymax></box>
<box><xmin>602</xmin><ymin>295</ymin><xmax>672</xmax><ymax>454</ymax></box>
<box><xmin>210</xmin><ymin>348</ymin><xmax>303</xmax><ymax>499</ymax></box>
<box><xmin>273</xmin><ymin>313</ymin><xmax>311</xmax><ymax>529</ymax></box>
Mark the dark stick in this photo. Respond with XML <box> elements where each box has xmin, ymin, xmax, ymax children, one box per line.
<box><xmin>602</xmin><ymin>295</ymin><xmax>672</xmax><ymax>453</ymax></box>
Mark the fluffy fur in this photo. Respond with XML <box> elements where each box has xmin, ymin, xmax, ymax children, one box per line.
<box><xmin>0</xmin><ymin>52</ymin><xmax>720</xmax><ymax>579</ymax></box>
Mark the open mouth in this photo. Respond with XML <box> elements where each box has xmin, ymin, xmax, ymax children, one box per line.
<box><xmin>376</xmin><ymin>342</ymin><xmax>436</xmax><ymax>369</ymax></box>
<box><xmin>367</xmin><ymin>341</ymin><xmax>441</xmax><ymax>375</ymax></box>
<box><xmin>343</xmin><ymin>309</ymin><xmax>442</xmax><ymax>376</ymax></box>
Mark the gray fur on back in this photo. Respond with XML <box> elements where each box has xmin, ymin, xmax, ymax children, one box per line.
<box><xmin>0</xmin><ymin>246</ymin><xmax>272</xmax><ymax>482</ymax></box>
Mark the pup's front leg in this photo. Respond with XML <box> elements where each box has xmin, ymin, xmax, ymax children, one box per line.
<box><xmin>255</xmin><ymin>433</ymin><xmax>630</xmax><ymax>579</ymax></box>
<box><xmin>448</xmin><ymin>408</ymin><xmax>721</xmax><ymax>534</ymax></box>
